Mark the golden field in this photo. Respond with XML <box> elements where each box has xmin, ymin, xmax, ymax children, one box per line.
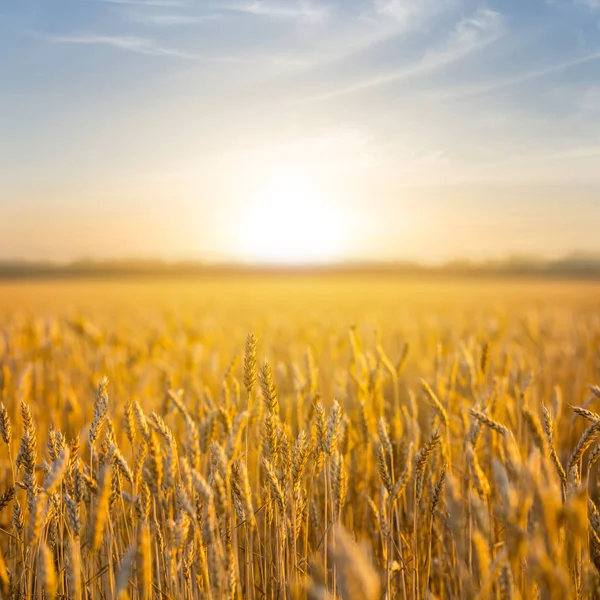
<box><xmin>1</xmin><ymin>276</ymin><xmax>600</xmax><ymax>599</ymax></box>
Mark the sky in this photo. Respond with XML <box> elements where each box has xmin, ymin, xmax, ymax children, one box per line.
<box><xmin>1</xmin><ymin>0</ymin><xmax>600</xmax><ymax>264</ymax></box>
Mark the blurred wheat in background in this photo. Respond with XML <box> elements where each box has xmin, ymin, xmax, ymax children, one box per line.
<box><xmin>0</xmin><ymin>278</ymin><xmax>598</xmax><ymax>599</ymax></box>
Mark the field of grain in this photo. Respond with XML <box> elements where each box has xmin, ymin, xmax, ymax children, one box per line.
<box><xmin>1</xmin><ymin>276</ymin><xmax>600</xmax><ymax>600</ymax></box>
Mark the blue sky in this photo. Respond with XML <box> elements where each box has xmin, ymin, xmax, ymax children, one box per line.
<box><xmin>1</xmin><ymin>0</ymin><xmax>600</xmax><ymax>262</ymax></box>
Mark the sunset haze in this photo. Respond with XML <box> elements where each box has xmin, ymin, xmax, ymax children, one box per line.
<box><xmin>2</xmin><ymin>0</ymin><xmax>600</xmax><ymax>263</ymax></box>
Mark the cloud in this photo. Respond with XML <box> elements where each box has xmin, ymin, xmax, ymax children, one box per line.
<box><xmin>436</xmin><ymin>49</ymin><xmax>600</xmax><ymax>100</ymax></box>
<box><xmin>123</xmin><ymin>12</ymin><xmax>221</xmax><ymax>25</ymax></box>
<box><xmin>374</xmin><ymin>0</ymin><xmax>423</xmax><ymax>20</ymax></box>
<box><xmin>576</xmin><ymin>85</ymin><xmax>600</xmax><ymax>112</ymax></box>
<box><xmin>452</xmin><ymin>8</ymin><xmax>502</xmax><ymax>45</ymax></box>
<box><xmin>45</xmin><ymin>33</ymin><xmax>308</xmax><ymax>67</ymax></box>
<box><xmin>467</xmin><ymin>144</ymin><xmax>600</xmax><ymax>185</ymax></box>
<box><xmin>575</xmin><ymin>0</ymin><xmax>600</xmax><ymax>8</ymax></box>
<box><xmin>88</xmin><ymin>0</ymin><xmax>189</xmax><ymax>6</ymax></box>
<box><xmin>303</xmin><ymin>7</ymin><xmax>505</xmax><ymax>100</ymax></box>
<box><xmin>223</xmin><ymin>1</ymin><xmax>331</xmax><ymax>23</ymax></box>
<box><xmin>374</xmin><ymin>0</ymin><xmax>456</xmax><ymax>25</ymax></box>
<box><xmin>283</xmin><ymin>0</ymin><xmax>459</xmax><ymax>73</ymax></box>
<box><xmin>46</xmin><ymin>34</ymin><xmax>240</xmax><ymax>61</ymax></box>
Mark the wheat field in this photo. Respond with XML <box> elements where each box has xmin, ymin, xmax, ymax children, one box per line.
<box><xmin>1</xmin><ymin>276</ymin><xmax>600</xmax><ymax>599</ymax></box>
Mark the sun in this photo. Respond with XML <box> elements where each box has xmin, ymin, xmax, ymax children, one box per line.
<box><xmin>238</xmin><ymin>168</ymin><xmax>346</xmax><ymax>265</ymax></box>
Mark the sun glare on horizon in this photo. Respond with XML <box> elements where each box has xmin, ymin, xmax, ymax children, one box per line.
<box><xmin>238</xmin><ymin>168</ymin><xmax>347</xmax><ymax>266</ymax></box>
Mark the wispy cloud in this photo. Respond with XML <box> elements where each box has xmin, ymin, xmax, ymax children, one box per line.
<box><xmin>88</xmin><ymin>0</ymin><xmax>189</xmax><ymax>6</ymax></box>
<box><xmin>223</xmin><ymin>1</ymin><xmax>331</xmax><ymax>23</ymax></box>
<box><xmin>303</xmin><ymin>7</ymin><xmax>505</xmax><ymax>101</ymax></box>
<box><xmin>575</xmin><ymin>0</ymin><xmax>600</xmax><ymax>9</ymax></box>
<box><xmin>436</xmin><ymin>49</ymin><xmax>600</xmax><ymax>100</ymax></box>
<box><xmin>576</xmin><ymin>85</ymin><xmax>600</xmax><ymax>112</ymax></box>
<box><xmin>123</xmin><ymin>12</ymin><xmax>221</xmax><ymax>25</ymax></box>
<box><xmin>466</xmin><ymin>143</ymin><xmax>600</xmax><ymax>185</ymax></box>
<box><xmin>296</xmin><ymin>0</ymin><xmax>459</xmax><ymax>71</ymax></box>
<box><xmin>45</xmin><ymin>33</ymin><xmax>310</xmax><ymax>67</ymax></box>
<box><xmin>374</xmin><ymin>0</ymin><xmax>457</xmax><ymax>25</ymax></box>
<box><xmin>45</xmin><ymin>34</ymin><xmax>240</xmax><ymax>61</ymax></box>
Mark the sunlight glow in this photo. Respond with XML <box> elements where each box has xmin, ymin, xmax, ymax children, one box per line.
<box><xmin>239</xmin><ymin>168</ymin><xmax>346</xmax><ymax>265</ymax></box>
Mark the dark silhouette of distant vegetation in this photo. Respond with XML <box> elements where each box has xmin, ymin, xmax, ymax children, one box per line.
<box><xmin>2</xmin><ymin>254</ymin><xmax>600</xmax><ymax>280</ymax></box>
